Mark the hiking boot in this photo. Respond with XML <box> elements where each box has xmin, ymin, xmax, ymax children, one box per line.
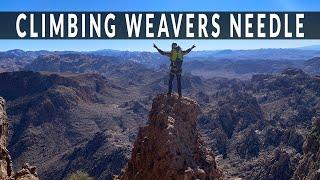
<box><xmin>167</xmin><ymin>92</ymin><xmax>172</xmax><ymax>96</ymax></box>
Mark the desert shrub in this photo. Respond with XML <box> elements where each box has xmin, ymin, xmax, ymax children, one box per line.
<box><xmin>67</xmin><ymin>171</ymin><xmax>93</xmax><ymax>180</ymax></box>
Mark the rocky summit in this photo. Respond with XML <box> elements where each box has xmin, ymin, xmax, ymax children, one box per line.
<box><xmin>0</xmin><ymin>97</ymin><xmax>38</xmax><ymax>180</ymax></box>
<box><xmin>118</xmin><ymin>94</ymin><xmax>222</xmax><ymax>180</ymax></box>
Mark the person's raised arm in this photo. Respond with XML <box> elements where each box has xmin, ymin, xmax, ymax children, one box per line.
<box><xmin>183</xmin><ymin>45</ymin><xmax>196</xmax><ymax>55</ymax></box>
<box><xmin>153</xmin><ymin>44</ymin><xmax>171</xmax><ymax>57</ymax></box>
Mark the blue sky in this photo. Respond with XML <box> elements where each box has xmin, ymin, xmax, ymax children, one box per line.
<box><xmin>1</xmin><ymin>0</ymin><xmax>320</xmax><ymax>51</ymax></box>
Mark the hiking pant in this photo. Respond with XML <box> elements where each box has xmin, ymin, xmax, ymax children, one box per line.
<box><xmin>168</xmin><ymin>73</ymin><xmax>181</xmax><ymax>96</ymax></box>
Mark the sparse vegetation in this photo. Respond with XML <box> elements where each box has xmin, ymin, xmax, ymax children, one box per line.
<box><xmin>67</xmin><ymin>171</ymin><xmax>94</xmax><ymax>180</ymax></box>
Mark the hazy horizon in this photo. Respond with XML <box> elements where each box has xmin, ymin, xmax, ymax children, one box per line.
<box><xmin>1</xmin><ymin>40</ymin><xmax>320</xmax><ymax>52</ymax></box>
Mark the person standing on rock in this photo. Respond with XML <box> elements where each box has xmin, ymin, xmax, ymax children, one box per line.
<box><xmin>153</xmin><ymin>43</ymin><xmax>196</xmax><ymax>98</ymax></box>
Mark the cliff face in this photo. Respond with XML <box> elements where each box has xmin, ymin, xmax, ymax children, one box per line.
<box><xmin>0</xmin><ymin>97</ymin><xmax>38</xmax><ymax>180</ymax></box>
<box><xmin>118</xmin><ymin>94</ymin><xmax>222</xmax><ymax>180</ymax></box>
<box><xmin>292</xmin><ymin>117</ymin><xmax>320</xmax><ymax>180</ymax></box>
<box><xmin>0</xmin><ymin>97</ymin><xmax>12</xmax><ymax>179</ymax></box>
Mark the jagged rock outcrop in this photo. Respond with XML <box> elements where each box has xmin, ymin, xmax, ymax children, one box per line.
<box><xmin>264</xmin><ymin>128</ymin><xmax>304</xmax><ymax>153</ymax></box>
<box><xmin>235</xmin><ymin>129</ymin><xmax>260</xmax><ymax>159</ymax></box>
<box><xmin>248</xmin><ymin>147</ymin><xmax>300</xmax><ymax>180</ymax></box>
<box><xmin>118</xmin><ymin>94</ymin><xmax>222</xmax><ymax>180</ymax></box>
<box><xmin>292</xmin><ymin>117</ymin><xmax>320</xmax><ymax>180</ymax></box>
<box><xmin>0</xmin><ymin>97</ymin><xmax>13</xmax><ymax>179</ymax></box>
<box><xmin>0</xmin><ymin>97</ymin><xmax>39</xmax><ymax>180</ymax></box>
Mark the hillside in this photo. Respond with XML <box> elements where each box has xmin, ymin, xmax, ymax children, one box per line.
<box><xmin>0</xmin><ymin>71</ymin><xmax>151</xmax><ymax>180</ymax></box>
<box><xmin>0</xmin><ymin>96</ymin><xmax>39</xmax><ymax>180</ymax></box>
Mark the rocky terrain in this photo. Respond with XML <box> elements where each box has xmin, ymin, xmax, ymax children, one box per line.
<box><xmin>303</xmin><ymin>57</ymin><xmax>320</xmax><ymax>75</ymax></box>
<box><xmin>0</xmin><ymin>49</ymin><xmax>319</xmax><ymax>179</ymax></box>
<box><xmin>0</xmin><ymin>96</ymin><xmax>39</xmax><ymax>180</ymax></box>
<box><xmin>198</xmin><ymin>69</ymin><xmax>320</xmax><ymax>179</ymax></box>
<box><xmin>118</xmin><ymin>94</ymin><xmax>222</xmax><ymax>180</ymax></box>
<box><xmin>292</xmin><ymin>117</ymin><xmax>320</xmax><ymax>180</ymax></box>
<box><xmin>0</xmin><ymin>71</ymin><xmax>152</xmax><ymax>180</ymax></box>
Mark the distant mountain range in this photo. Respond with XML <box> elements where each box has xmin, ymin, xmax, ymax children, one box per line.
<box><xmin>298</xmin><ymin>45</ymin><xmax>320</xmax><ymax>50</ymax></box>
<box><xmin>2</xmin><ymin>45</ymin><xmax>320</xmax><ymax>64</ymax></box>
<box><xmin>89</xmin><ymin>46</ymin><xmax>320</xmax><ymax>61</ymax></box>
<box><xmin>1</xmin><ymin>47</ymin><xmax>320</xmax><ymax>79</ymax></box>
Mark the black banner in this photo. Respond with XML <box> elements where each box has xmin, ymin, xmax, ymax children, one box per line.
<box><xmin>0</xmin><ymin>12</ymin><xmax>319</xmax><ymax>39</ymax></box>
